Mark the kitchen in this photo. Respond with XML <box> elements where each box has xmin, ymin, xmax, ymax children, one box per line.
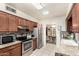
<box><xmin>0</xmin><ymin>3</ymin><xmax>79</xmax><ymax>56</ymax></box>
<box><xmin>0</xmin><ymin>3</ymin><xmax>43</xmax><ymax>56</ymax></box>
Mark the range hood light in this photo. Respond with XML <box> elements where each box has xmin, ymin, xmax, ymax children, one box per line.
<box><xmin>18</xmin><ymin>26</ymin><xmax>23</xmax><ymax>29</ymax></box>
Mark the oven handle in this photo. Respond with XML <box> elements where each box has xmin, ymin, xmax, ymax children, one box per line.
<box><xmin>23</xmin><ymin>40</ymin><xmax>32</xmax><ymax>44</ymax></box>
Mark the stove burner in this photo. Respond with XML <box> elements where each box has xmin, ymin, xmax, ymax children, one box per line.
<box><xmin>16</xmin><ymin>36</ymin><xmax>32</xmax><ymax>42</ymax></box>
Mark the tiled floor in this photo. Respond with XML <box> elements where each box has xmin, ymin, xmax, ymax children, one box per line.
<box><xmin>30</xmin><ymin>43</ymin><xmax>56</xmax><ymax>56</ymax></box>
<box><xmin>30</xmin><ymin>43</ymin><xmax>79</xmax><ymax>56</ymax></box>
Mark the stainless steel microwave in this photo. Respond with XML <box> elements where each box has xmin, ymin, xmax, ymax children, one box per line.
<box><xmin>0</xmin><ymin>35</ymin><xmax>16</xmax><ymax>45</ymax></box>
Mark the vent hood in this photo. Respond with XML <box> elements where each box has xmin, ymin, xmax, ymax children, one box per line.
<box><xmin>17</xmin><ymin>26</ymin><xmax>28</xmax><ymax>29</ymax></box>
<box><xmin>17</xmin><ymin>26</ymin><xmax>30</xmax><ymax>33</ymax></box>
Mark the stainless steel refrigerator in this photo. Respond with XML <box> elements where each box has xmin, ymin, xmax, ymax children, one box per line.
<box><xmin>32</xmin><ymin>24</ymin><xmax>43</xmax><ymax>49</ymax></box>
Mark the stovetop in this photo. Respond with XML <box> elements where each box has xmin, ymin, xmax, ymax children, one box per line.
<box><xmin>16</xmin><ymin>36</ymin><xmax>32</xmax><ymax>42</ymax></box>
<box><xmin>18</xmin><ymin>39</ymin><xmax>32</xmax><ymax>42</ymax></box>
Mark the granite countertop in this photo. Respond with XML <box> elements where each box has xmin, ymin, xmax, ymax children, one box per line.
<box><xmin>0</xmin><ymin>41</ymin><xmax>21</xmax><ymax>49</ymax></box>
<box><xmin>55</xmin><ymin>45</ymin><xmax>79</xmax><ymax>56</ymax></box>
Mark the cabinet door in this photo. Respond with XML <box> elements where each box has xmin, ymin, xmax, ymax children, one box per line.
<box><xmin>10</xmin><ymin>46</ymin><xmax>21</xmax><ymax>56</ymax></box>
<box><xmin>67</xmin><ymin>17</ymin><xmax>72</xmax><ymax>32</ymax></box>
<box><xmin>32</xmin><ymin>38</ymin><xmax>37</xmax><ymax>50</ymax></box>
<box><xmin>16</xmin><ymin>17</ymin><xmax>20</xmax><ymax>26</ymax></box>
<box><xmin>0</xmin><ymin>12</ymin><xmax>8</xmax><ymax>32</ymax></box>
<box><xmin>23</xmin><ymin>19</ymin><xmax>26</xmax><ymax>26</ymax></box>
<box><xmin>25</xmin><ymin>20</ymin><xmax>29</xmax><ymax>26</ymax></box>
<box><xmin>0</xmin><ymin>52</ymin><xmax>10</xmax><ymax>56</ymax></box>
<box><xmin>76</xmin><ymin>4</ymin><xmax>79</xmax><ymax>32</ymax></box>
<box><xmin>8</xmin><ymin>14</ymin><xmax>17</xmax><ymax>32</ymax></box>
<box><xmin>29</xmin><ymin>21</ymin><xmax>33</xmax><ymax>31</ymax></box>
<box><xmin>72</xmin><ymin>5</ymin><xmax>78</xmax><ymax>32</ymax></box>
<box><xmin>19</xmin><ymin>18</ymin><xmax>25</xmax><ymax>26</ymax></box>
<box><xmin>33</xmin><ymin>22</ymin><xmax>37</xmax><ymax>27</ymax></box>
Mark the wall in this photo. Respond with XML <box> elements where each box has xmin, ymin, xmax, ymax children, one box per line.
<box><xmin>40</xmin><ymin>15</ymin><xmax>78</xmax><ymax>46</ymax></box>
<box><xmin>39</xmin><ymin>16</ymin><xmax>66</xmax><ymax>46</ymax></box>
<box><xmin>0</xmin><ymin>3</ymin><xmax>39</xmax><ymax>22</ymax></box>
<box><xmin>61</xmin><ymin>39</ymin><xmax>78</xmax><ymax>46</ymax></box>
<box><xmin>40</xmin><ymin>16</ymin><xmax>66</xmax><ymax>31</ymax></box>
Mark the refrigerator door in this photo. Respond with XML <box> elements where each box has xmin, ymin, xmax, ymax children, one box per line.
<box><xmin>32</xmin><ymin>24</ymin><xmax>43</xmax><ymax>49</ymax></box>
<box><xmin>37</xmin><ymin>24</ymin><xmax>43</xmax><ymax>49</ymax></box>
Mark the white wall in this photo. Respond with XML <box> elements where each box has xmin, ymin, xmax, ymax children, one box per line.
<box><xmin>39</xmin><ymin>16</ymin><xmax>66</xmax><ymax>46</ymax></box>
<box><xmin>40</xmin><ymin>16</ymin><xmax>66</xmax><ymax>31</ymax></box>
<box><xmin>0</xmin><ymin>3</ymin><xmax>39</xmax><ymax>22</ymax></box>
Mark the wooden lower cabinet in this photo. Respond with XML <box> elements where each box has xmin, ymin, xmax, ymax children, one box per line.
<box><xmin>10</xmin><ymin>46</ymin><xmax>21</xmax><ymax>56</ymax></box>
<box><xmin>0</xmin><ymin>51</ymin><xmax>11</xmax><ymax>56</ymax></box>
<box><xmin>32</xmin><ymin>38</ymin><xmax>37</xmax><ymax>50</ymax></box>
<box><xmin>0</xmin><ymin>43</ymin><xmax>22</xmax><ymax>56</ymax></box>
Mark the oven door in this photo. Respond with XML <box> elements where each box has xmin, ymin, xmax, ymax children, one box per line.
<box><xmin>22</xmin><ymin>40</ymin><xmax>32</xmax><ymax>54</ymax></box>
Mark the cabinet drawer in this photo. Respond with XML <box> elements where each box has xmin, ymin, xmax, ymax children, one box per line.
<box><xmin>8</xmin><ymin>43</ymin><xmax>21</xmax><ymax>50</ymax></box>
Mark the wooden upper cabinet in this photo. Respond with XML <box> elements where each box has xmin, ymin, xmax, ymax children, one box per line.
<box><xmin>0</xmin><ymin>12</ymin><xmax>9</xmax><ymax>32</ymax></box>
<box><xmin>8</xmin><ymin>14</ymin><xmax>17</xmax><ymax>32</ymax></box>
<box><xmin>28</xmin><ymin>21</ymin><xmax>37</xmax><ymax>31</ymax></box>
<box><xmin>25</xmin><ymin>20</ymin><xmax>29</xmax><ymax>26</ymax></box>
<box><xmin>0</xmin><ymin>11</ymin><xmax>37</xmax><ymax>32</ymax></box>
<box><xmin>16</xmin><ymin>17</ymin><xmax>20</xmax><ymax>26</ymax></box>
<box><xmin>18</xmin><ymin>18</ymin><xmax>25</xmax><ymax>26</ymax></box>
<box><xmin>16</xmin><ymin>17</ymin><xmax>29</xmax><ymax>27</ymax></box>
<box><xmin>33</xmin><ymin>22</ymin><xmax>37</xmax><ymax>27</ymax></box>
<box><xmin>19</xmin><ymin>18</ymin><xmax>23</xmax><ymax>26</ymax></box>
<box><xmin>72</xmin><ymin>4</ymin><xmax>79</xmax><ymax>32</ymax></box>
<box><xmin>28</xmin><ymin>21</ymin><xmax>34</xmax><ymax>31</ymax></box>
<box><xmin>23</xmin><ymin>19</ymin><xmax>26</xmax><ymax>26</ymax></box>
<box><xmin>67</xmin><ymin>4</ymin><xmax>79</xmax><ymax>33</ymax></box>
<box><xmin>16</xmin><ymin>17</ymin><xmax>24</xmax><ymax>26</ymax></box>
<box><xmin>67</xmin><ymin>17</ymin><xmax>72</xmax><ymax>32</ymax></box>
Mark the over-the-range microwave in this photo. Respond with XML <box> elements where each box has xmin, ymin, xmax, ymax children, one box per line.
<box><xmin>0</xmin><ymin>35</ymin><xmax>16</xmax><ymax>45</ymax></box>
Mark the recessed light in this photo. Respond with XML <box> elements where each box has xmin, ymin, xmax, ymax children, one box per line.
<box><xmin>42</xmin><ymin>11</ymin><xmax>49</xmax><ymax>15</ymax></box>
<box><xmin>32</xmin><ymin>3</ymin><xmax>43</xmax><ymax>10</ymax></box>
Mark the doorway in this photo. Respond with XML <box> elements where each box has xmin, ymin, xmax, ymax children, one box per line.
<box><xmin>46</xmin><ymin>24</ymin><xmax>56</xmax><ymax>44</ymax></box>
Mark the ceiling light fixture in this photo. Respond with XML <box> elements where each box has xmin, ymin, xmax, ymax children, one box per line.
<box><xmin>42</xmin><ymin>11</ymin><xmax>49</xmax><ymax>15</ymax></box>
<box><xmin>32</xmin><ymin>3</ymin><xmax>43</xmax><ymax>10</ymax></box>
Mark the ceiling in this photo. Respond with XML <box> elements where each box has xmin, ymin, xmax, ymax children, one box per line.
<box><xmin>7</xmin><ymin>3</ymin><xmax>70</xmax><ymax>20</ymax></box>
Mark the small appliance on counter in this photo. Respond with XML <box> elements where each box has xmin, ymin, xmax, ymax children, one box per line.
<box><xmin>0</xmin><ymin>34</ymin><xmax>16</xmax><ymax>45</ymax></box>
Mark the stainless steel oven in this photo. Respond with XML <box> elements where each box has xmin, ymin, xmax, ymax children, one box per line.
<box><xmin>22</xmin><ymin>40</ymin><xmax>32</xmax><ymax>54</ymax></box>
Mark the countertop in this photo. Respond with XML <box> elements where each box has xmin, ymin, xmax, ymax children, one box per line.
<box><xmin>0</xmin><ymin>41</ymin><xmax>21</xmax><ymax>49</ymax></box>
<box><xmin>32</xmin><ymin>37</ymin><xmax>37</xmax><ymax>39</ymax></box>
<box><xmin>55</xmin><ymin>45</ymin><xmax>79</xmax><ymax>56</ymax></box>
